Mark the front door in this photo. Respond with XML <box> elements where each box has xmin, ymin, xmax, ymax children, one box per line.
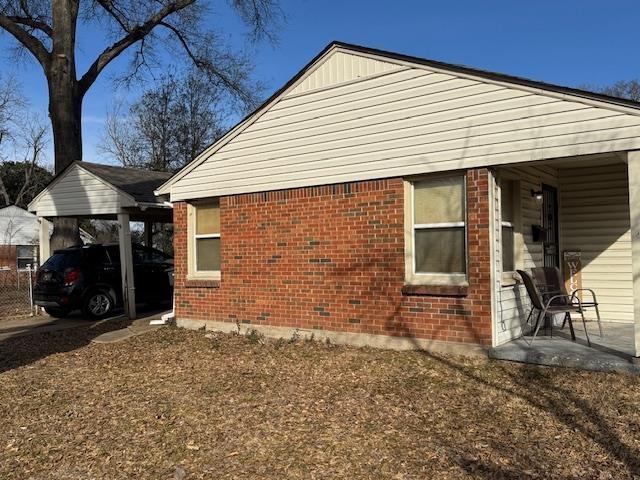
<box><xmin>542</xmin><ymin>184</ymin><xmax>559</xmax><ymax>268</ymax></box>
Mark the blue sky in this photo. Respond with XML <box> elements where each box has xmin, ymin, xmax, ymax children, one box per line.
<box><xmin>2</xmin><ymin>0</ymin><xmax>640</xmax><ymax>165</ymax></box>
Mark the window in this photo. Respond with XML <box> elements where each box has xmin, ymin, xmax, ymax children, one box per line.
<box><xmin>500</xmin><ymin>179</ymin><xmax>515</xmax><ymax>272</ymax></box>
<box><xmin>191</xmin><ymin>201</ymin><xmax>221</xmax><ymax>276</ymax></box>
<box><xmin>408</xmin><ymin>175</ymin><xmax>466</xmax><ymax>283</ymax></box>
<box><xmin>16</xmin><ymin>245</ymin><xmax>35</xmax><ymax>270</ymax></box>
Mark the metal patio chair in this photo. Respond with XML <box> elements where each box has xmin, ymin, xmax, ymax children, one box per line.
<box><xmin>516</xmin><ymin>269</ymin><xmax>591</xmax><ymax>347</ymax></box>
<box><xmin>531</xmin><ymin>266</ymin><xmax>603</xmax><ymax>338</ymax></box>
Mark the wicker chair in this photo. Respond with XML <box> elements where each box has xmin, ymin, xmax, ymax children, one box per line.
<box><xmin>516</xmin><ymin>269</ymin><xmax>591</xmax><ymax>347</ymax></box>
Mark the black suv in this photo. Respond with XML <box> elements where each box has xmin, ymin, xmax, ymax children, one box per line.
<box><xmin>34</xmin><ymin>243</ymin><xmax>174</xmax><ymax>319</ymax></box>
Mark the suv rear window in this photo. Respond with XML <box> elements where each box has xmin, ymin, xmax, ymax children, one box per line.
<box><xmin>42</xmin><ymin>251</ymin><xmax>81</xmax><ymax>271</ymax></box>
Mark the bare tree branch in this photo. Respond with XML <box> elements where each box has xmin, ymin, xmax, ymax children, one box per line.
<box><xmin>5</xmin><ymin>15</ymin><xmax>52</xmax><ymax>36</ymax></box>
<box><xmin>13</xmin><ymin>122</ymin><xmax>47</xmax><ymax>207</ymax></box>
<box><xmin>0</xmin><ymin>13</ymin><xmax>50</xmax><ymax>65</ymax></box>
<box><xmin>78</xmin><ymin>0</ymin><xmax>195</xmax><ymax>95</ymax></box>
<box><xmin>94</xmin><ymin>0</ymin><xmax>131</xmax><ymax>32</ymax></box>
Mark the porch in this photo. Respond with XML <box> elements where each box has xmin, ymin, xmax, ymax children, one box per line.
<box><xmin>491</xmin><ymin>150</ymin><xmax>640</xmax><ymax>367</ymax></box>
<box><xmin>489</xmin><ymin>322</ymin><xmax>640</xmax><ymax>373</ymax></box>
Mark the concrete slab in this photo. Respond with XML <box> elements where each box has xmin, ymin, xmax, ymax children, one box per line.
<box><xmin>91</xmin><ymin>312</ymin><xmax>168</xmax><ymax>344</ymax></box>
<box><xmin>0</xmin><ymin>308</ymin><xmax>169</xmax><ymax>342</ymax></box>
<box><xmin>0</xmin><ymin>314</ymin><xmax>124</xmax><ymax>341</ymax></box>
<box><xmin>489</xmin><ymin>323</ymin><xmax>639</xmax><ymax>374</ymax></box>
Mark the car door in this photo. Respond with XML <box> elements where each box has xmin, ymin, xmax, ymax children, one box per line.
<box><xmin>132</xmin><ymin>245</ymin><xmax>172</xmax><ymax>303</ymax></box>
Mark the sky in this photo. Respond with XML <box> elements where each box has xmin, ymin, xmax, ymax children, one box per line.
<box><xmin>2</xmin><ymin>0</ymin><xmax>640</xmax><ymax>166</ymax></box>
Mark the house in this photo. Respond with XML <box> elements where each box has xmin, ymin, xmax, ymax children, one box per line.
<box><xmin>0</xmin><ymin>205</ymin><xmax>93</xmax><ymax>271</ymax></box>
<box><xmin>161</xmin><ymin>42</ymin><xmax>637</xmax><ymax>359</ymax></box>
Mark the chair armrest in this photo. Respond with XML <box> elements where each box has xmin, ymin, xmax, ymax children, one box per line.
<box><xmin>570</xmin><ymin>288</ymin><xmax>598</xmax><ymax>305</ymax></box>
<box><xmin>544</xmin><ymin>294</ymin><xmax>581</xmax><ymax>311</ymax></box>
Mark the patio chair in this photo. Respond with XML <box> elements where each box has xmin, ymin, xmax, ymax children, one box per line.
<box><xmin>516</xmin><ymin>270</ymin><xmax>591</xmax><ymax>347</ymax></box>
<box><xmin>531</xmin><ymin>266</ymin><xmax>603</xmax><ymax>338</ymax></box>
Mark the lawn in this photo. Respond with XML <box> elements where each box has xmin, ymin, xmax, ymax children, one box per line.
<box><xmin>1</xmin><ymin>324</ymin><xmax>640</xmax><ymax>479</ymax></box>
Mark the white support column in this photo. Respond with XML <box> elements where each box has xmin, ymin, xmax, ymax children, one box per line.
<box><xmin>38</xmin><ymin>217</ymin><xmax>52</xmax><ymax>267</ymax></box>
<box><xmin>628</xmin><ymin>151</ymin><xmax>640</xmax><ymax>359</ymax></box>
<box><xmin>117</xmin><ymin>212</ymin><xmax>136</xmax><ymax>320</ymax></box>
<box><xmin>144</xmin><ymin>221</ymin><xmax>153</xmax><ymax>248</ymax></box>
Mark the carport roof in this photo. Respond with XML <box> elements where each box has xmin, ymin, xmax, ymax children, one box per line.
<box><xmin>79</xmin><ymin>162</ymin><xmax>172</xmax><ymax>204</ymax></box>
<box><xmin>28</xmin><ymin>161</ymin><xmax>173</xmax><ymax>219</ymax></box>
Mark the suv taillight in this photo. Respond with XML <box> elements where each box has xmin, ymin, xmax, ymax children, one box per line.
<box><xmin>63</xmin><ymin>268</ymin><xmax>81</xmax><ymax>286</ymax></box>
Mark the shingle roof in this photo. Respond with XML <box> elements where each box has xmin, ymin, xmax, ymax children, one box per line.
<box><xmin>79</xmin><ymin>162</ymin><xmax>172</xmax><ymax>204</ymax></box>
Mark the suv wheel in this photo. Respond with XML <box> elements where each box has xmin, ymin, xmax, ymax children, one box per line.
<box><xmin>44</xmin><ymin>307</ymin><xmax>71</xmax><ymax>318</ymax></box>
<box><xmin>82</xmin><ymin>289</ymin><xmax>114</xmax><ymax>319</ymax></box>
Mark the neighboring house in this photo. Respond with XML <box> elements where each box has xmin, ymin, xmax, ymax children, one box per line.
<box><xmin>0</xmin><ymin>205</ymin><xmax>93</xmax><ymax>270</ymax></box>
<box><xmin>164</xmin><ymin>42</ymin><xmax>640</xmax><ymax>357</ymax></box>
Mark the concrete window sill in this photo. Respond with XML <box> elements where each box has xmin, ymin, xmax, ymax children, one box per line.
<box><xmin>184</xmin><ymin>279</ymin><xmax>221</xmax><ymax>289</ymax></box>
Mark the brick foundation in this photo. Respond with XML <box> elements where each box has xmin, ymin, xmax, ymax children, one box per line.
<box><xmin>173</xmin><ymin>168</ymin><xmax>493</xmax><ymax>346</ymax></box>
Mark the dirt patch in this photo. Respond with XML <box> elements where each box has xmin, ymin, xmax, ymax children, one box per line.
<box><xmin>1</xmin><ymin>326</ymin><xmax>640</xmax><ymax>479</ymax></box>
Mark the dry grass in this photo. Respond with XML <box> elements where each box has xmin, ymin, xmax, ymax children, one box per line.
<box><xmin>1</xmin><ymin>325</ymin><xmax>640</xmax><ymax>479</ymax></box>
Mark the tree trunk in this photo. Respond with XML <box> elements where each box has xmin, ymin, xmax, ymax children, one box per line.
<box><xmin>47</xmin><ymin>63</ymin><xmax>84</xmax><ymax>250</ymax></box>
<box><xmin>48</xmin><ymin>0</ymin><xmax>83</xmax><ymax>251</ymax></box>
<box><xmin>48</xmin><ymin>68</ymin><xmax>82</xmax><ymax>173</ymax></box>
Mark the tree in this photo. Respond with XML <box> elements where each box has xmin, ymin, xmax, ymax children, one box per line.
<box><xmin>0</xmin><ymin>161</ymin><xmax>53</xmax><ymax>209</ymax></box>
<box><xmin>0</xmin><ymin>75</ymin><xmax>51</xmax><ymax>209</ymax></box>
<box><xmin>100</xmin><ymin>70</ymin><xmax>226</xmax><ymax>172</ymax></box>
<box><xmin>581</xmin><ymin>79</ymin><xmax>640</xmax><ymax>102</ymax></box>
<box><xmin>0</xmin><ymin>0</ymin><xmax>280</xmax><ymax>248</ymax></box>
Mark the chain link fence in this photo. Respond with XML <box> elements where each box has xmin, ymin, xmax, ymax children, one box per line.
<box><xmin>0</xmin><ymin>265</ymin><xmax>36</xmax><ymax>320</ymax></box>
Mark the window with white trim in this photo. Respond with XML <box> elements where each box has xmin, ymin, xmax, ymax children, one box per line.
<box><xmin>410</xmin><ymin>175</ymin><xmax>467</xmax><ymax>282</ymax></box>
<box><xmin>17</xmin><ymin>245</ymin><xmax>36</xmax><ymax>270</ymax></box>
<box><xmin>193</xmin><ymin>201</ymin><xmax>220</xmax><ymax>274</ymax></box>
<box><xmin>500</xmin><ymin>179</ymin><xmax>515</xmax><ymax>272</ymax></box>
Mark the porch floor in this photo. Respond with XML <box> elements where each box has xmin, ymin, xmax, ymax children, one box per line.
<box><xmin>489</xmin><ymin>322</ymin><xmax>640</xmax><ymax>373</ymax></box>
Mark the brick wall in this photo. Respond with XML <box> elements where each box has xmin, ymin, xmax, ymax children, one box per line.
<box><xmin>173</xmin><ymin>168</ymin><xmax>493</xmax><ymax>345</ymax></box>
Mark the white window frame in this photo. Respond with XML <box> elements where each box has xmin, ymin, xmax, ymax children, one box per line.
<box><xmin>187</xmin><ymin>201</ymin><xmax>221</xmax><ymax>280</ymax></box>
<box><xmin>404</xmin><ymin>174</ymin><xmax>468</xmax><ymax>286</ymax></box>
<box><xmin>498</xmin><ymin>175</ymin><xmax>523</xmax><ymax>285</ymax></box>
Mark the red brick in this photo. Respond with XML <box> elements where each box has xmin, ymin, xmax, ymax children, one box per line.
<box><xmin>173</xmin><ymin>169</ymin><xmax>493</xmax><ymax>345</ymax></box>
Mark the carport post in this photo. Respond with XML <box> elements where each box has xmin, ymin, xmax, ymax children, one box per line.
<box><xmin>38</xmin><ymin>217</ymin><xmax>52</xmax><ymax>267</ymax></box>
<box><xmin>144</xmin><ymin>221</ymin><xmax>153</xmax><ymax>248</ymax></box>
<box><xmin>117</xmin><ymin>212</ymin><xmax>136</xmax><ymax>320</ymax></box>
<box><xmin>628</xmin><ymin>151</ymin><xmax>640</xmax><ymax>360</ymax></box>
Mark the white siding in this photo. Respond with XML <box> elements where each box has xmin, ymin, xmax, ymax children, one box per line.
<box><xmin>286</xmin><ymin>51</ymin><xmax>404</xmax><ymax>96</ymax></box>
<box><xmin>169</xmin><ymin>49</ymin><xmax>640</xmax><ymax>201</ymax></box>
<box><xmin>31</xmin><ymin>165</ymin><xmax>135</xmax><ymax>217</ymax></box>
<box><xmin>559</xmin><ymin>163</ymin><xmax>632</xmax><ymax>323</ymax></box>
<box><xmin>495</xmin><ymin>165</ymin><xmax>559</xmax><ymax>345</ymax></box>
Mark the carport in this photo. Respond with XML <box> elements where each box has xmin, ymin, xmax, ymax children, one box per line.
<box><xmin>28</xmin><ymin>161</ymin><xmax>173</xmax><ymax>319</ymax></box>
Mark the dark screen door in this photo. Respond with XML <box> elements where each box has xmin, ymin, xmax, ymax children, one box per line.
<box><xmin>542</xmin><ymin>184</ymin><xmax>559</xmax><ymax>268</ymax></box>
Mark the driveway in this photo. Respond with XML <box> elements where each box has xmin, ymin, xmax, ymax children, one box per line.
<box><xmin>0</xmin><ymin>313</ymin><xmax>116</xmax><ymax>341</ymax></box>
<box><xmin>0</xmin><ymin>307</ymin><xmax>167</xmax><ymax>341</ymax></box>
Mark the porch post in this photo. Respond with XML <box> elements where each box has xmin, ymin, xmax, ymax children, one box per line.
<box><xmin>38</xmin><ymin>217</ymin><xmax>52</xmax><ymax>267</ymax></box>
<box><xmin>627</xmin><ymin>151</ymin><xmax>640</xmax><ymax>359</ymax></box>
<box><xmin>117</xmin><ymin>212</ymin><xmax>136</xmax><ymax>320</ymax></box>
